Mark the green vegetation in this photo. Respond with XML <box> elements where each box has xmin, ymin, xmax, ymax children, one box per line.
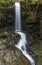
<box><xmin>32</xmin><ymin>0</ymin><xmax>38</xmax><ymax>4</ymax></box>
<box><xmin>0</xmin><ymin>0</ymin><xmax>14</xmax><ymax>3</ymax></box>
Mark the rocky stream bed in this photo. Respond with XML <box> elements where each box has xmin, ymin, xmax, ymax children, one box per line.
<box><xmin>0</xmin><ymin>31</ymin><xmax>31</xmax><ymax>65</ymax></box>
<box><xmin>0</xmin><ymin>31</ymin><xmax>42</xmax><ymax>65</ymax></box>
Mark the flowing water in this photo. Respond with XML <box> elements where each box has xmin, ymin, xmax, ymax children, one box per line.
<box><xmin>15</xmin><ymin>2</ymin><xmax>21</xmax><ymax>31</ymax></box>
<box><xmin>14</xmin><ymin>2</ymin><xmax>35</xmax><ymax>65</ymax></box>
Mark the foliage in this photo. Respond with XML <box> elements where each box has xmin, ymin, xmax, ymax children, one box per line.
<box><xmin>28</xmin><ymin>0</ymin><xmax>39</xmax><ymax>4</ymax></box>
<box><xmin>0</xmin><ymin>0</ymin><xmax>14</xmax><ymax>3</ymax></box>
<box><xmin>0</xmin><ymin>0</ymin><xmax>14</xmax><ymax>12</ymax></box>
<box><xmin>31</xmin><ymin>0</ymin><xmax>39</xmax><ymax>4</ymax></box>
<box><xmin>27</xmin><ymin>11</ymin><xmax>35</xmax><ymax>21</ymax></box>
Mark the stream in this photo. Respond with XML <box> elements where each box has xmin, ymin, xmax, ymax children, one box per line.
<box><xmin>14</xmin><ymin>2</ymin><xmax>35</xmax><ymax>65</ymax></box>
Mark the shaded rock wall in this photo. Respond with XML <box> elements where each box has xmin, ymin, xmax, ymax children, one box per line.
<box><xmin>0</xmin><ymin>2</ymin><xmax>42</xmax><ymax>36</ymax></box>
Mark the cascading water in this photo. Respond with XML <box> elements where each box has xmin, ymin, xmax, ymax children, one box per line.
<box><xmin>14</xmin><ymin>2</ymin><xmax>35</xmax><ymax>65</ymax></box>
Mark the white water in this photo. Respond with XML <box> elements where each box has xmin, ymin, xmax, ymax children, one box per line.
<box><xmin>14</xmin><ymin>2</ymin><xmax>35</xmax><ymax>65</ymax></box>
<box><xmin>15</xmin><ymin>2</ymin><xmax>21</xmax><ymax>31</ymax></box>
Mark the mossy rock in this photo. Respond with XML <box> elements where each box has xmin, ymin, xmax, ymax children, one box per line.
<box><xmin>0</xmin><ymin>31</ymin><xmax>20</xmax><ymax>50</ymax></box>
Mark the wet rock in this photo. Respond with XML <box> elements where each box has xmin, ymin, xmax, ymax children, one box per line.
<box><xmin>0</xmin><ymin>47</ymin><xmax>30</xmax><ymax>65</ymax></box>
<box><xmin>4</xmin><ymin>50</ymin><xmax>17</xmax><ymax>62</ymax></box>
<box><xmin>0</xmin><ymin>60</ymin><xmax>5</xmax><ymax>65</ymax></box>
<box><xmin>0</xmin><ymin>31</ymin><xmax>30</xmax><ymax>65</ymax></box>
<box><xmin>0</xmin><ymin>31</ymin><xmax>20</xmax><ymax>49</ymax></box>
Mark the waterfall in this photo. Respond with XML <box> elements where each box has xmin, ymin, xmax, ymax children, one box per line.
<box><xmin>14</xmin><ymin>2</ymin><xmax>35</xmax><ymax>65</ymax></box>
<box><xmin>15</xmin><ymin>2</ymin><xmax>21</xmax><ymax>31</ymax></box>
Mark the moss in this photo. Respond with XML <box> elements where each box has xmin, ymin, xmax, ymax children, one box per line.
<box><xmin>37</xmin><ymin>56</ymin><xmax>42</xmax><ymax>61</ymax></box>
<box><xmin>14</xmin><ymin>33</ymin><xmax>20</xmax><ymax>44</ymax></box>
<box><xmin>0</xmin><ymin>33</ymin><xmax>7</xmax><ymax>39</ymax></box>
<box><xmin>32</xmin><ymin>0</ymin><xmax>38</xmax><ymax>4</ymax></box>
<box><xmin>0</xmin><ymin>32</ymin><xmax>20</xmax><ymax>47</ymax></box>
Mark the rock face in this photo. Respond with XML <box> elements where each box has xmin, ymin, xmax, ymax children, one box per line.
<box><xmin>0</xmin><ymin>47</ymin><xmax>31</xmax><ymax>65</ymax></box>
<box><xmin>0</xmin><ymin>31</ymin><xmax>30</xmax><ymax>65</ymax></box>
<box><xmin>0</xmin><ymin>8</ymin><xmax>14</xmax><ymax>28</ymax></box>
